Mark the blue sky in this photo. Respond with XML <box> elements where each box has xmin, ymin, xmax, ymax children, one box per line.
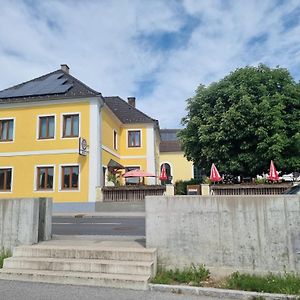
<box><xmin>0</xmin><ymin>0</ymin><xmax>300</xmax><ymax>128</ymax></box>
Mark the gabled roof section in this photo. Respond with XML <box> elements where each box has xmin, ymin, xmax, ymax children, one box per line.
<box><xmin>160</xmin><ymin>129</ymin><xmax>183</xmax><ymax>152</ymax></box>
<box><xmin>0</xmin><ymin>69</ymin><xmax>101</xmax><ymax>104</ymax></box>
<box><xmin>104</xmin><ymin>96</ymin><xmax>157</xmax><ymax>124</ymax></box>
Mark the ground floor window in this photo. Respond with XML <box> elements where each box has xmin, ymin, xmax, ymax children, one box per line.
<box><xmin>125</xmin><ymin>166</ymin><xmax>140</xmax><ymax>185</ymax></box>
<box><xmin>0</xmin><ymin>168</ymin><xmax>12</xmax><ymax>191</ymax></box>
<box><xmin>37</xmin><ymin>166</ymin><xmax>54</xmax><ymax>190</ymax></box>
<box><xmin>61</xmin><ymin>165</ymin><xmax>79</xmax><ymax>190</ymax></box>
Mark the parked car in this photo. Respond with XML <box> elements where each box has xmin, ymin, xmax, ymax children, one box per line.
<box><xmin>283</xmin><ymin>184</ymin><xmax>300</xmax><ymax>195</ymax></box>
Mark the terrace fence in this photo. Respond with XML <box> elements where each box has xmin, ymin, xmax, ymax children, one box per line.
<box><xmin>102</xmin><ymin>185</ymin><xmax>166</xmax><ymax>202</ymax></box>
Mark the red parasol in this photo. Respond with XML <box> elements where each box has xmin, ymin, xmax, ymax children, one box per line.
<box><xmin>210</xmin><ymin>163</ymin><xmax>222</xmax><ymax>182</ymax></box>
<box><xmin>268</xmin><ymin>160</ymin><xmax>279</xmax><ymax>181</ymax></box>
<box><xmin>159</xmin><ymin>164</ymin><xmax>167</xmax><ymax>181</ymax></box>
<box><xmin>123</xmin><ymin>169</ymin><xmax>156</xmax><ymax>177</ymax></box>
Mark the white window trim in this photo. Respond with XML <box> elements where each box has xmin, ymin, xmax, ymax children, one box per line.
<box><xmin>36</xmin><ymin>114</ymin><xmax>56</xmax><ymax>141</ymax></box>
<box><xmin>33</xmin><ymin>164</ymin><xmax>55</xmax><ymax>192</ymax></box>
<box><xmin>0</xmin><ymin>117</ymin><xmax>16</xmax><ymax>143</ymax></box>
<box><xmin>113</xmin><ymin>129</ymin><xmax>118</xmax><ymax>150</ymax></box>
<box><xmin>60</xmin><ymin>112</ymin><xmax>81</xmax><ymax>139</ymax></box>
<box><xmin>126</xmin><ymin>128</ymin><xmax>142</xmax><ymax>148</ymax></box>
<box><xmin>0</xmin><ymin>166</ymin><xmax>13</xmax><ymax>193</ymax></box>
<box><xmin>58</xmin><ymin>163</ymin><xmax>80</xmax><ymax>192</ymax></box>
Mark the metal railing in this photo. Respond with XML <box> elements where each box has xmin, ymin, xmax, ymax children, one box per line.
<box><xmin>210</xmin><ymin>183</ymin><xmax>293</xmax><ymax>195</ymax></box>
<box><xmin>102</xmin><ymin>185</ymin><xmax>166</xmax><ymax>202</ymax></box>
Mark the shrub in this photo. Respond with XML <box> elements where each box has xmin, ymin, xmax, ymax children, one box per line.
<box><xmin>174</xmin><ymin>179</ymin><xmax>201</xmax><ymax>195</ymax></box>
<box><xmin>0</xmin><ymin>250</ymin><xmax>11</xmax><ymax>268</ymax></box>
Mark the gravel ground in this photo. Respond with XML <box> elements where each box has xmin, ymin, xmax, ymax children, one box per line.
<box><xmin>0</xmin><ymin>280</ymin><xmax>231</xmax><ymax>300</ymax></box>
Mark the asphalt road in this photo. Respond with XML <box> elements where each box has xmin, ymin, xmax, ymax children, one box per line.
<box><xmin>0</xmin><ymin>280</ymin><xmax>232</xmax><ymax>300</ymax></box>
<box><xmin>52</xmin><ymin>216</ymin><xmax>145</xmax><ymax>236</ymax></box>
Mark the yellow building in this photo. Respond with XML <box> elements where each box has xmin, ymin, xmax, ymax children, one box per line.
<box><xmin>159</xmin><ymin>129</ymin><xmax>194</xmax><ymax>183</ymax></box>
<box><xmin>0</xmin><ymin>65</ymin><xmax>197</xmax><ymax>211</ymax></box>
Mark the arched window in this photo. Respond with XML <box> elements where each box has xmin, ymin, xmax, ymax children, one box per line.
<box><xmin>161</xmin><ymin>163</ymin><xmax>172</xmax><ymax>184</ymax></box>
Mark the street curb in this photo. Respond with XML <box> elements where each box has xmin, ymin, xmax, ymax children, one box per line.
<box><xmin>148</xmin><ymin>283</ymin><xmax>299</xmax><ymax>299</ymax></box>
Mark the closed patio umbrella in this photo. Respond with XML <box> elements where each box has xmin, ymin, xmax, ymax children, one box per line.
<box><xmin>210</xmin><ymin>163</ymin><xmax>222</xmax><ymax>182</ymax></box>
<box><xmin>268</xmin><ymin>160</ymin><xmax>279</xmax><ymax>181</ymax></box>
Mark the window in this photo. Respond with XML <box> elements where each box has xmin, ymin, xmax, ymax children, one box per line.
<box><xmin>61</xmin><ymin>165</ymin><xmax>79</xmax><ymax>189</ymax></box>
<box><xmin>63</xmin><ymin>114</ymin><xmax>79</xmax><ymax>138</ymax></box>
<box><xmin>125</xmin><ymin>166</ymin><xmax>140</xmax><ymax>185</ymax></box>
<box><xmin>39</xmin><ymin>116</ymin><xmax>55</xmax><ymax>139</ymax></box>
<box><xmin>0</xmin><ymin>119</ymin><xmax>14</xmax><ymax>142</ymax></box>
<box><xmin>0</xmin><ymin>168</ymin><xmax>12</xmax><ymax>191</ymax></box>
<box><xmin>128</xmin><ymin>130</ymin><xmax>141</xmax><ymax>147</ymax></box>
<box><xmin>113</xmin><ymin>130</ymin><xmax>117</xmax><ymax>150</ymax></box>
<box><xmin>37</xmin><ymin>166</ymin><xmax>54</xmax><ymax>190</ymax></box>
<box><xmin>193</xmin><ymin>165</ymin><xmax>202</xmax><ymax>181</ymax></box>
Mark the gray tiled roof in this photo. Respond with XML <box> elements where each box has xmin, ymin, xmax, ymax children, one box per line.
<box><xmin>0</xmin><ymin>69</ymin><xmax>101</xmax><ymax>104</ymax></box>
<box><xmin>104</xmin><ymin>96</ymin><xmax>157</xmax><ymax>124</ymax></box>
<box><xmin>160</xmin><ymin>129</ymin><xmax>183</xmax><ymax>152</ymax></box>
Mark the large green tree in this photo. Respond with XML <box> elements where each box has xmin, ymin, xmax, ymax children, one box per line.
<box><xmin>179</xmin><ymin>65</ymin><xmax>300</xmax><ymax>177</ymax></box>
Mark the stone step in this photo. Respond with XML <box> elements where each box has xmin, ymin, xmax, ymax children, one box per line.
<box><xmin>13</xmin><ymin>245</ymin><xmax>157</xmax><ymax>262</ymax></box>
<box><xmin>0</xmin><ymin>268</ymin><xmax>150</xmax><ymax>290</ymax></box>
<box><xmin>4</xmin><ymin>257</ymin><xmax>154</xmax><ymax>276</ymax></box>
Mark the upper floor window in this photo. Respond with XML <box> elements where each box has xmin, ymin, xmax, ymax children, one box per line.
<box><xmin>128</xmin><ymin>130</ymin><xmax>141</xmax><ymax>147</ymax></box>
<box><xmin>113</xmin><ymin>130</ymin><xmax>117</xmax><ymax>150</ymax></box>
<box><xmin>61</xmin><ymin>165</ymin><xmax>79</xmax><ymax>190</ymax></box>
<box><xmin>63</xmin><ymin>114</ymin><xmax>79</xmax><ymax>138</ymax></box>
<box><xmin>0</xmin><ymin>168</ymin><xmax>12</xmax><ymax>191</ymax></box>
<box><xmin>39</xmin><ymin>116</ymin><xmax>55</xmax><ymax>139</ymax></box>
<box><xmin>37</xmin><ymin>166</ymin><xmax>54</xmax><ymax>190</ymax></box>
<box><xmin>0</xmin><ymin>119</ymin><xmax>14</xmax><ymax>142</ymax></box>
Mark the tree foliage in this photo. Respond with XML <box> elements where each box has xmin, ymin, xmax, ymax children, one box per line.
<box><xmin>178</xmin><ymin>65</ymin><xmax>300</xmax><ymax>176</ymax></box>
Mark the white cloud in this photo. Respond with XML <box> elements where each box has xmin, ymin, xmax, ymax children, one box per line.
<box><xmin>0</xmin><ymin>0</ymin><xmax>300</xmax><ymax>128</ymax></box>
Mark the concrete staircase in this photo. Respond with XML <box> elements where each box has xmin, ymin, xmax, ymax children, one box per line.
<box><xmin>0</xmin><ymin>244</ymin><xmax>157</xmax><ymax>290</ymax></box>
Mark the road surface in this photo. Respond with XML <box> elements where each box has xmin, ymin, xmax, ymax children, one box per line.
<box><xmin>0</xmin><ymin>280</ymin><xmax>234</xmax><ymax>300</ymax></box>
<box><xmin>52</xmin><ymin>216</ymin><xmax>145</xmax><ymax>236</ymax></box>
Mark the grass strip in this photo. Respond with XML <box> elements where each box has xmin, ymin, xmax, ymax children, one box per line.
<box><xmin>225</xmin><ymin>272</ymin><xmax>300</xmax><ymax>295</ymax></box>
<box><xmin>151</xmin><ymin>264</ymin><xmax>210</xmax><ymax>286</ymax></box>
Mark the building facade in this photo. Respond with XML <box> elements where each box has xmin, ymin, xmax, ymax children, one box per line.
<box><xmin>0</xmin><ymin>65</ymin><xmax>195</xmax><ymax>210</ymax></box>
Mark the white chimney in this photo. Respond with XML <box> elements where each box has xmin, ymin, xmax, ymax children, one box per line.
<box><xmin>60</xmin><ymin>64</ymin><xmax>70</xmax><ymax>74</ymax></box>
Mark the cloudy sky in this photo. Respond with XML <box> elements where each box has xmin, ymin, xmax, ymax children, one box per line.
<box><xmin>1</xmin><ymin>0</ymin><xmax>300</xmax><ymax>128</ymax></box>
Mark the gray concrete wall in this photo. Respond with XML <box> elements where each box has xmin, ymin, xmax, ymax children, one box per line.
<box><xmin>146</xmin><ymin>195</ymin><xmax>300</xmax><ymax>276</ymax></box>
<box><xmin>0</xmin><ymin>198</ymin><xmax>52</xmax><ymax>251</ymax></box>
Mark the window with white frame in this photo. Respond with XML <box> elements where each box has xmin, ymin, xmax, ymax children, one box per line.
<box><xmin>38</xmin><ymin>116</ymin><xmax>55</xmax><ymax>139</ymax></box>
<box><xmin>128</xmin><ymin>130</ymin><xmax>141</xmax><ymax>147</ymax></box>
<box><xmin>113</xmin><ymin>130</ymin><xmax>117</xmax><ymax>150</ymax></box>
<box><xmin>63</xmin><ymin>114</ymin><xmax>79</xmax><ymax>138</ymax></box>
<box><xmin>61</xmin><ymin>165</ymin><xmax>79</xmax><ymax>189</ymax></box>
<box><xmin>0</xmin><ymin>168</ymin><xmax>12</xmax><ymax>191</ymax></box>
<box><xmin>0</xmin><ymin>119</ymin><xmax>14</xmax><ymax>142</ymax></box>
<box><xmin>36</xmin><ymin>166</ymin><xmax>54</xmax><ymax>190</ymax></box>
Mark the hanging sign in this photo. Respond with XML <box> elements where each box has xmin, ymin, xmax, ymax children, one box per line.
<box><xmin>79</xmin><ymin>137</ymin><xmax>89</xmax><ymax>156</ymax></box>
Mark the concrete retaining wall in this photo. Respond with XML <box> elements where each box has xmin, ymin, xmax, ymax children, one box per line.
<box><xmin>0</xmin><ymin>198</ymin><xmax>52</xmax><ymax>251</ymax></box>
<box><xmin>146</xmin><ymin>195</ymin><xmax>300</xmax><ymax>276</ymax></box>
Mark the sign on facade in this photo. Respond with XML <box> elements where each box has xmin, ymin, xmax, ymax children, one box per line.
<box><xmin>79</xmin><ymin>137</ymin><xmax>88</xmax><ymax>156</ymax></box>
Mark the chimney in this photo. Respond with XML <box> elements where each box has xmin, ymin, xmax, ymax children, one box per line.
<box><xmin>60</xmin><ymin>64</ymin><xmax>70</xmax><ymax>74</ymax></box>
<box><xmin>127</xmin><ymin>97</ymin><xmax>136</xmax><ymax>108</ymax></box>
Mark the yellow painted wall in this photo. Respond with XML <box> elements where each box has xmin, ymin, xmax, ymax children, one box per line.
<box><xmin>0</xmin><ymin>100</ymin><xmax>90</xmax><ymax>202</ymax></box>
<box><xmin>159</xmin><ymin>152</ymin><xmax>193</xmax><ymax>183</ymax></box>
